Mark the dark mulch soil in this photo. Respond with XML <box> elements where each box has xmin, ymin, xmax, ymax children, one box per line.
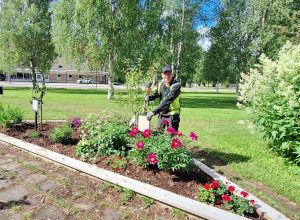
<box><xmin>0</xmin><ymin>122</ymin><xmax>259</xmax><ymax>219</ymax></box>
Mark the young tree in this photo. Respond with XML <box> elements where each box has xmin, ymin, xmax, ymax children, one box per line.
<box><xmin>0</xmin><ymin>0</ymin><xmax>56</xmax><ymax>126</ymax></box>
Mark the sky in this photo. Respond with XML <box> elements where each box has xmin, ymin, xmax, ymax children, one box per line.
<box><xmin>197</xmin><ymin>0</ymin><xmax>221</xmax><ymax>51</ymax></box>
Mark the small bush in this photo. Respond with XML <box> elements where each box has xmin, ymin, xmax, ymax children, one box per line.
<box><xmin>28</xmin><ymin>131</ymin><xmax>40</xmax><ymax>138</ymax></box>
<box><xmin>0</xmin><ymin>104</ymin><xmax>24</xmax><ymax>128</ymax></box>
<box><xmin>239</xmin><ymin>42</ymin><xmax>300</xmax><ymax>164</ymax></box>
<box><xmin>50</xmin><ymin>124</ymin><xmax>72</xmax><ymax>144</ymax></box>
<box><xmin>76</xmin><ymin>114</ymin><xmax>129</xmax><ymax>157</ymax></box>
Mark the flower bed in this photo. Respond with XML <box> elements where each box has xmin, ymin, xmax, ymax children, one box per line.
<box><xmin>0</xmin><ymin>117</ymin><xmax>260</xmax><ymax>219</ymax></box>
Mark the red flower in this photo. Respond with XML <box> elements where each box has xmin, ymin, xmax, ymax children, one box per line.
<box><xmin>129</xmin><ymin>130</ymin><xmax>136</xmax><ymax>137</ymax></box>
<box><xmin>211</xmin><ymin>181</ymin><xmax>220</xmax><ymax>189</ymax></box>
<box><xmin>136</xmin><ymin>141</ymin><xmax>144</xmax><ymax>150</ymax></box>
<box><xmin>175</xmin><ymin>131</ymin><xmax>183</xmax><ymax>137</ymax></box>
<box><xmin>167</xmin><ymin>127</ymin><xmax>176</xmax><ymax>134</ymax></box>
<box><xmin>215</xmin><ymin>200</ymin><xmax>221</xmax><ymax>205</ymax></box>
<box><xmin>222</xmin><ymin>194</ymin><xmax>231</xmax><ymax>202</ymax></box>
<box><xmin>163</xmin><ymin>119</ymin><xmax>169</xmax><ymax>125</ymax></box>
<box><xmin>147</xmin><ymin>153</ymin><xmax>158</xmax><ymax>165</ymax></box>
<box><xmin>228</xmin><ymin>185</ymin><xmax>235</xmax><ymax>193</ymax></box>
<box><xmin>250</xmin><ymin>199</ymin><xmax>255</xmax><ymax>204</ymax></box>
<box><xmin>189</xmin><ymin>132</ymin><xmax>198</xmax><ymax>141</ymax></box>
<box><xmin>171</xmin><ymin>138</ymin><xmax>182</xmax><ymax>149</ymax></box>
<box><xmin>203</xmin><ymin>183</ymin><xmax>211</xmax><ymax>190</ymax></box>
<box><xmin>240</xmin><ymin>191</ymin><xmax>249</xmax><ymax>198</ymax></box>
<box><xmin>143</xmin><ymin>129</ymin><xmax>152</xmax><ymax>138</ymax></box>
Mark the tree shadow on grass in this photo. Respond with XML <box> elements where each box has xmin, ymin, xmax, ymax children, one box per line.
<box><xmin>192</xmin><ymin>149</ymin><xmax>251</xmax><ymax>168</ymax></box>
<box><xmin>181</xmin><ymin>96</ymin><xmax>237</xmax><ymax>109</ymax></box>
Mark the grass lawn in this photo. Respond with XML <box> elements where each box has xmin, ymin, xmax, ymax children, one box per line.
<box><xmin>1</xmin><ymin>87</ymin><xmax>300</xmax><ymax>219</ymax></box>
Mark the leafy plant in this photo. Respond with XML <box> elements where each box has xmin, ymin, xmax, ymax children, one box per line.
<box><xmin>76</xmin><ymin>114</ymin><xmax>129</xmax><ymax>157</ymax></box>
<box><xmin>128</xmin><ymin>127</ymin><xmax>196</xmax><ymax>171</ymax></box>
<box><xmin>0</xmin><ymin>104</ymin><xmax>24</xmax><ymax>128</ymax></box>
<box><xmin>28</xmin><ymin>131</ymin><xmax>40</xmax><ymax>138</ymax></box>
<box><xmin>141</xmin><ymin>196</ymin><xmax>154</xmax><ymax>209</ymax></box>
<box><xmin>118</xmin><ymin>187</ymin><xmax>135</xmax><ymax>205</ymax></box>
<box><xmin>239</xmin><ymin>42</ymin><xmax>300</xmax><ymax>164</ymax></box>
<box><xmin>50</xmin><ymin>123</ymin><xmax>72</xmax><ymax>144</ymax></box>
<box><xmin>106</xmin><ymin>156</ymin><xmax>128</xmax><ymax>171</ymax></box>
<box><xmin>199</xmin><ymin>180</ymin><xmax>255</xmax><ymax>216</ymax></box>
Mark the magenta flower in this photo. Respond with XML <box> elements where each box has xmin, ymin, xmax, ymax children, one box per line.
<box><xmin>129</xmin><ymin>127</ymin><xmax>139</xmax><ymax>137</ymax></box>
<box><xmin>175</xmin><ymin>131</ymin><xmax>183</xmax><ymax>137</ymax></box>
<box><xmin>163</xmin><ymin>119</ymin><xmax>169</xmax><ymax>125</ymax></box>
<box><xmin>189</xmin><ymin>132</ymin><xmax>198</xmax><ymax>141</ymax></box>
<box><xmin>147</xmin><ymin>153</ymin><xmax>158</xmax><ymax>165</ymax></box>
<box><xmin>136</xmin><ymin>141</ymin><xmax>144</xmax><ymax>150</ymax></box>
<box><xmin>171</xmin><ymin>138</ymin><xmax>182</xmax><ymax>149</ymax></box>
<box><xmin>167</xmin><ymin>127</ymin><xmax>176</xmax><ymax>134</ymax></box>
<box><xmin>143</xmin><ymin>129</ymin><xmax>152</xmax><ymax>138</ymax></box>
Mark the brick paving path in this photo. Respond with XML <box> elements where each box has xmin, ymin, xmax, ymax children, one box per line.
<box><xmin>0</xmin><ymin>141</ymin><xmax>200</xmax><ymax>220</ymax></box>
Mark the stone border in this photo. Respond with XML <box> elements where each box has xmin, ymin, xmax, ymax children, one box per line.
<box><xmin>0</xmin><ymin>133</ymin><xmax>287</xmax><ymax>220</ymax></box>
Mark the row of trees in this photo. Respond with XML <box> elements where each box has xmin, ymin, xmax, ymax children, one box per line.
<box><xmin>0</xmin><ymin>0</ymin><xmax>206</xmax><ymax>99</ymax></box>
<box><xmin>200</xmin><ymin>0</ymin><xmax>299</xmax><ymax>95</ymax></box>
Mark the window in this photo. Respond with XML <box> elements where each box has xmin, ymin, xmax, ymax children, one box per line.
<box><xmin>17</xmin><ymin>72</ymin><xmax>23</xmax><ymax>79</ymax></box>
<box><xmin>57</xmin><ymin>74</ymin><xmax>61</xmax><ymax>80</ymax></box>
<box><xmin>37</xmin><ymin>74</ymin><xmax>41</xmax><ymax>79</ymax></box>
<box><xmin>24</xmin><ymin>73</ymin><xmax>30</xmax><ymax>79</ymax></box>
<box><xmin>79</xmin><ymin>75</ymin><xmax>83</xmax><ymax>79</ymax></box>
<box><xmin>59</xmin><ymin>65</ymin><xmax>63</xmax><ymax>68</ymax></box>
<box><xmin>68</xmin><ymin>74</ymin><xmax>72</xmax><ymax>79</ymax></box>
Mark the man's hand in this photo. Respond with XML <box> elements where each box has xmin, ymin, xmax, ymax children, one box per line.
<box><xmin>146</xmin><ymin>112</ymin><xmax>154</xmax><ymax>121</ymax></box>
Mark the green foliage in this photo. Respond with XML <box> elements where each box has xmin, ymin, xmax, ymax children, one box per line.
<box><xmin>106</xmin><ymin>156</ymin><xmax>128</xmax><ymax>171</ymax></box>
<box><xmin>239</xmin><ymin>42</ymin><xmax>300</xmax><ymax>164</ymax></box>
<box><xmin>50</xmin><ymin>124</ymin><xmax>73</xmax><ymax>144</ymax></box>
<box><xmin>128</xmin><ymin>128</ymin><xmax>194</xmax><ymax>171</ymax></box>
<box><xmin>224</xmin><ymin>195</ymin><xmax>254</xmax><ymax>216</ymax></box>
<box><xmin>28</xmin><ymin>131</ymin><xmax>40</xmax><ymax>138</ymax></box>
<box><xmin>76</xmin><ymin>114</ymin><xmax>129</xmax><ymax>158</ymax></box>
<box><xmin>118</xmin><ymin>187</ymin><xmax>135</xmax><ymax>205</ymax></box>
<box><xmin>0</xmin><ymin>104</ymin><xmax>24</xmax><ymax>128</ymax></box>
<box><xmin>141</xmin><ymin>196</ymin><xmax>154</xmax><ymax>209</ymax></box>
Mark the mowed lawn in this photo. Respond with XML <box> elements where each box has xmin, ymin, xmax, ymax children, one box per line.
<box><xmin>1</xmin><ymin>87</ymin><xmax>300</xmax><ymax>218</ymax></box>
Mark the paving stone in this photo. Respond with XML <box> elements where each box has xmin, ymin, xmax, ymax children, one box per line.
<box><xmin>38</xmin><ymin>181</ymin><xmax>58</xmax><ymax>192</ymax></box>
<box><xmin>8</xmin><ymin>213</ymin><xmax>22</xmax><ymax>220</ymax></box>
<box><xmin>0</xmin><ymin>159</ymin><xmax>13</xmax><ymax>165</ymax></box>
<box><xmin>0</xmin><ymin>162</ymin><xmax>21</xmax><ymax>172</ymax></box>
<box><xmin>0</xmin><ymin>178</ymin><xmax>14</xmax><ymax>190</ymax></box>
<box><xmin>34</xmin><ymin>205</ymin><xmax>66</xmax><ymax>220</ymax></box>
<box><xmin>25</xmin><ymin>174</ymin><xmax>48</xmax><ymax>185</ymax></box>
<box><xmin>14</xmin><ymin>169</ymin><xmax>32</xmax><ymax>179</ymax></box>
<box><xmin>0</xmin><ymin>185</ymin><xmax>29</xmax><ymax>203</ymax></box>
<box><xmin>74</xmin><ymin>199</ymin><xmax>97</xmax><ymax>211</ymax></box>
<box><xmin>0</xmin><ymin>212</ymin><xmax>9</xmax><ymax>219</ymax></box>
<box><xmin>102</xmin><ymin>209</ymin><xmax>121</xmax><ymax>220</ymax></box>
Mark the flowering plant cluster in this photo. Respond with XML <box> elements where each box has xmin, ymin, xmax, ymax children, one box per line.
<box><xmin>199</xmin><ymin>180</ymin><xmax>255</xmax><ymax>216</ymax></box>
<box><xmin>69</xmin><ymin>116</ymin><xmax>81</xmax><ymax>128</ymax></box>
<box><xmin>128</xmin><ymin>126</ymin><xmax>198</xmax><ymax>171</ymax></box>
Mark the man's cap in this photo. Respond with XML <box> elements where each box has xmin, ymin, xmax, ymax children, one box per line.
<box><xmin>162</xmin><ymin>66</ymin><xmax>172</xmax><ymax>73</ymax></box>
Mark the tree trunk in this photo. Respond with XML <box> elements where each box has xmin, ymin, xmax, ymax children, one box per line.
<box><xmin>176</xmin><ymin>0</ymin><xmax>186</xmax><ymax>80</ymax></box>
<box><xmin>107</xmin><ymin>51</ymin><xmax>115</xmax><ymax>100</ymax></box>
<box><xmin>236</xmin><ymin>73</ymin><xmax>241</xmax><ymax>99</ymax></box>
<box><xmin>170</xmin><ymin>31</ymin><xmax>174</xmax><ymax>71</ymax></box>
<box><xmin>30</xmin><ymin>60</ymin><xmax>37</xmax><ymax>89</ymax></box>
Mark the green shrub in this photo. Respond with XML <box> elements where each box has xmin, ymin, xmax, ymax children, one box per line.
<box><xmin>76</xmin><ymin>114</ymin><xmax>129</xmax><ymax>157</ymax></box>
<box><xmin>50</xmin><ymin>124</ymin><xmax>72</xmax><ymax>144</ymax></box>
<box><xmin>28</xmin><ymin>131</ymin><xmax>40</xmax><ymax>138</ymax></box>
<box><xmin>239</xmin><ymin>42</ymin><xmax>300</xmax><ymax>164</ymax></box>
<box><xmin>0</xmin><ymin>104</ymin><xmax>24</xmax><ymax>128</ymax></box>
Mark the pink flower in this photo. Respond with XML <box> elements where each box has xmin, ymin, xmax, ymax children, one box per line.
<box><xmin>147</xmin><ymin>153</ymin><xmax>158</xmax><ymax>165</ymax></box>
<box><xmin>129</xmin><ymin>127</ymin><xmax>139</xmax><ymax>137</ymax></box>
<box><xmin>250</xmin><ymin>199</ymin><xmax>255</xmax><ymax>204</ymax></box>
<box><xmin>143</xmin><ymin>129</ymin><xmax>152</xmax><ymax>138</ymax></box>
<box><xmin>211</xmin><ymin>181</ymin><xmax>220</xmax><ymax>189</ymax></box>
<box><xmin>167</xmin><ymin>127</ymin><xmax>176</xmax><ymax>134</ymax></box>
<box><xmin>203</xmin><ymin>183</ymin><xmax>211</xmax><ymax>190</ymax></box>
<box><xmin>171</xmin><ymin>138</ymin><xmax>182</xmax><ymax>149</ymax></box>
<box><xmin>175</xmin><ymin>131</ymin><xmax>183</xmax><ymax>137</ymax></box>
<box><xmin>222</xmin><ymin>194</ymin><xmax>231</xmax><ymax>202</ymax></box>
<box><xmin>240</xmin><ymin>191</ymin><xmax>249</xmax><ymax>198</ymax></box>
<box><xmin>136</xmin><ymin>141</ymin><xmax>144</xmax><ymax>150</ymax></box>
<box><xmin>189</xmin><ymin>132</ymin><xmax>198</xmax><ymax>141</ymax></box>
<box><xmin>163</xmin><ymin>119</ymin><xmax>169</xmax><ymax>125</ymax></box>
<box><xmin>228</xmin><ymin>185</ymin><xmax>235</xmax><ymax>193</ymax></box>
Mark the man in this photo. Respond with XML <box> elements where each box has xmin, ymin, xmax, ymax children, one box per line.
<box><xmin>146</xmin><ymin>66</ymin><xmax>181</xmax><ymax>131</ymax></box>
